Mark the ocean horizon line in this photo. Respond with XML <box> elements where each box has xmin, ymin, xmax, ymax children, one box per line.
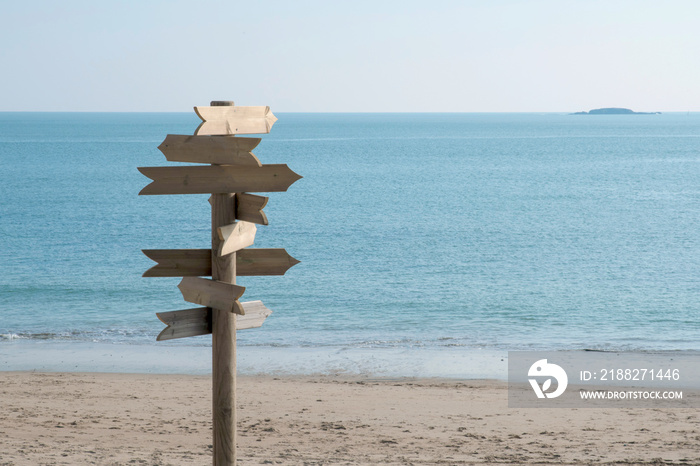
<box><xmin>1</xmin><ymin>110</ymin><xmax>697</xmax><ymax>115</ymax></box>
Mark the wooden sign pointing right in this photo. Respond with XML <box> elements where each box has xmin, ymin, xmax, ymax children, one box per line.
<box><xmin>194</xmin><ymin>105</ymin><xmax>277</xmax><ymax>135</ymax></box>
<box><xmin>236</xmin><ymin>248</ymin><xmax>301</xmax><ymax>276</ymax></box>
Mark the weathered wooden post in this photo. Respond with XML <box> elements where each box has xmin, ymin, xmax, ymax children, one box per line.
<box><xmin>211</xmin><ymin>190</ymin><xmax>238</xmax><ymax>463</ymax></box>
<box><xmin>139</xmin><ymin>101</ymin><xmax>301</xmax><ymax>465</ymax></box>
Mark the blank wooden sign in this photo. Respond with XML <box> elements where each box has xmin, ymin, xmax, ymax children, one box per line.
<box><xmin>236</xmin><ymin>193</ymin><xmax>269</xmax><ymax>225</ymax></box>
<box><xmin>194</xmin><ymin>105</ymin><xmax>277</xmax><ymax>135</ymax></box>
<box><xmin>138</xmin><ymin>164</ymin><xmax>302</xmax><ymax>195</ymax></box>
<box><xmin>217</xmin><ymin>221</ymin><xmax>257</xmax><ymax>256</ymax></box>
<box><xmin>177</xmin><ymin>277</ymin><xmax>246</xmax><ymax>314</ymax></box>
<box><xmin>142</xmin><ymin>248</ymin><xmax>300</xmax><ymax>277</ymax></box>
<box><xmin>156</xmin><ymin>301</ymin><xmax>273</xmax><ymax>341</ymax></box>
<box><xmin>158</xmin><ymin>135</ymin><xmax>262</xmax><ymax>166</ymax></box>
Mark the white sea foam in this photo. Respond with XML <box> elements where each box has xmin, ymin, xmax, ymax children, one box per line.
<box><xmin>0</xmin><ymin>340</ymin><xmax>509</xmax><ymax>379</ymax></box>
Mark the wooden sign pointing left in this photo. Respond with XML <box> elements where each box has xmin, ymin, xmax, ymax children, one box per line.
<box><xmin>142</xmin><ymin>249</ymin><xmax>211</xmax><ymax>277</ymax></box>
<box><xmin>138</xmin><ymin>164</ymin><xmax>302</xmax><ymax>195</ymax></box>
<box><xmin>236</xmin><ymin>193</ymin><xmax>269</xmax><ymax>225</ymax></box>
<box><xmin>178</xmin><ymin>277</ymin><xmax>245</xmax><ymax>314</ymax></box>
<box><xmin>156</xmin><ymin>301</ymin><xmax>273</xmax><ymax>341</ymax></box>
<box><xmin>158</xmin><ymin>135</ymin><xmax>262</xmax><ymax>166</ymax></box>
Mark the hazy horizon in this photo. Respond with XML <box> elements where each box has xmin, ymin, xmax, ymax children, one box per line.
<box><xmin>2</xmin><ymin>0</ymin><xmax>699</xmax><ymax>113</ymax></box>
<box><xmin>1</xmin><ymin>109</ymin><xmax>696</xmax><ymax>115</ymax></box>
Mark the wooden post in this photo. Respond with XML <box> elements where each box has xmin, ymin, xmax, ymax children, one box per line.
<box><xmin>211</xmin><ymin>100</ymin><xmax>238</xmax><ymax>466</ymax></box>
<box><xmin>212</xmin><ymin>191</ymin><xmax>237</xmax><ymax>465</ymax></box>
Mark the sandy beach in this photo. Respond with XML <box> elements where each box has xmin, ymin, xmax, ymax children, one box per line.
<box><xmin>0</xmin><ymin>372</ymin><xmax>698</xmax><ymax>465</ymax></box>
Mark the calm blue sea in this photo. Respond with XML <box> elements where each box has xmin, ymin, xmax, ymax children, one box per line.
<box><xmin>1</xmin><ymin>112</ymin><xmax>698</xmax><ymax>376</ymax></box>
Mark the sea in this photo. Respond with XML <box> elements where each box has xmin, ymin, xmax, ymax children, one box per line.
<box><xmin>1</xmin><ymin>112</ymin><xmax>698</xmax><ymax>378</ymax></box>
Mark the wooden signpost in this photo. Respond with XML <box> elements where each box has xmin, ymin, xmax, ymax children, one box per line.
<box><xmin>139</xmin><ymin>101</ymin><xmax>301</xmax><ymax>465</ymax></box>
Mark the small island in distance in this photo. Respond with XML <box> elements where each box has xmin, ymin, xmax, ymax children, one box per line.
<box><xmin>572</xmin><ymin>107</ymin><xmax>661</xmax><ymax>115</ymax></box>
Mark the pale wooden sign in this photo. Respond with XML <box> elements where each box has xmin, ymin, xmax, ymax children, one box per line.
<box><xmin>158</xmin><ymin>134</ymin><xmax>262</xmax><ymax>166</ymax></box>
<box><xmin>177</xmin><ymin>277</ymin><xmax>245</xmax><ymax>314</ymax></box>
<box><xmin>217</xmin><ymin>221</ymin><xmax>256</xmax><ymax>256</ymax></box>
<box><xmin>138</xmin><ymin>164</ymin><xmax>302</xmax><ymax>195</ymax></box>
<box><xmin>142</xmin><ymin>248</ymin><xmax>300</xmax><ymax>277</ymax></box>
<box><xmin>194</xmin><ymin>105</ymin><xmax>277</xmax><ymax>135</ymax></box>
<box><xmin>234</xmin><ymin>300</ymin><xmax>273</xmax><ymax>329</ymax></box>
<box><xmin>156</xmin><ymin>301</ymin><xmax>272</xmax><ymax>341</ymax></box>
<box><xmin>236</xmin><ymin>193</ymin><xmax>269</xmax><ymax>225</ymax></box>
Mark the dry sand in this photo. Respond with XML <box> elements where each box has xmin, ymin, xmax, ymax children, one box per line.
<box><xmin>0</xmin><ymin>372</ymin><xmax>698</xmax><ymax>465</ymax></box>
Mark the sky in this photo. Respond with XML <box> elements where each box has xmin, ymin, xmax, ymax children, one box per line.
<box><xmin>1</xmin><ymin>0</ymin><xmax>699</xmax><ymax>112</ymax></box>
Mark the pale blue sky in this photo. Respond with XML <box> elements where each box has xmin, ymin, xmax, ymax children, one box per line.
<box><xmin>1</xmin><ymin>0</ymin><xmax>698</xmax><ymax>112</ymax></box>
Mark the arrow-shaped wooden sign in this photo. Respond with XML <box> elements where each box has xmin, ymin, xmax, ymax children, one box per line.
<box><xmin>158</xmin><ymin>135</ymin><xmax>262</xmax><ymax>166</ymax></box>
<box><xmin>194</xmin><ymin>105</ymin><xmax>277</xmax><ymax>136</ymax></box>
<box><xmin>178</xmin><ymin>277</ymin><xmax>246</xmax><ymax>314</ymax></box>
<box><xmin>236</xmin><ymin>248</ymin><xmax>301</xmax><ymax>276</ymax></box>
<box><xmin>142</xmin><ymin>248</ymin><xmax>300</xmax><ymax>277</ymax></box>
<box><xmin>142</xmin><ymin>249</ymin><xmax>211</xmax><ymax>277</ymax></box>
<box><xmin>138</xmin><ymin>164</ymin><xmax>302</xmax><ymax>195</ymax></box>
<box><xmin>217</xmin><ymin>221</ymin><xmax>256</xmax><ymax>256</ymax></box>
<box><xmin>155</xmin><ymin>301</ymin><xmax>272</xmax><ymax>341</ymax></box>
<box><xmin>236</xmin><ymin>193</ymin><xmax>269</xmax><ymax>225</ymax></box>
<box><xmin>157</xmin><ymin>307</ymin><xmax>211</xmax><ymax>341</ymax></box>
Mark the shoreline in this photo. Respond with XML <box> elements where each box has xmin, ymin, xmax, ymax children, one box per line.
<box><xmin>1</xmin><ymin>371</ymin><xmax>698</xmax><ymax>464</ymax></box>
<box><xmin>2</xmin><ymin>340</ymin><xmax>699</xmax><ymax>382</ymax></box>
<box><xmin>0</xmin><ymin>340</ymin><xmax>511</xmax><ymax>379</ymax></box>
